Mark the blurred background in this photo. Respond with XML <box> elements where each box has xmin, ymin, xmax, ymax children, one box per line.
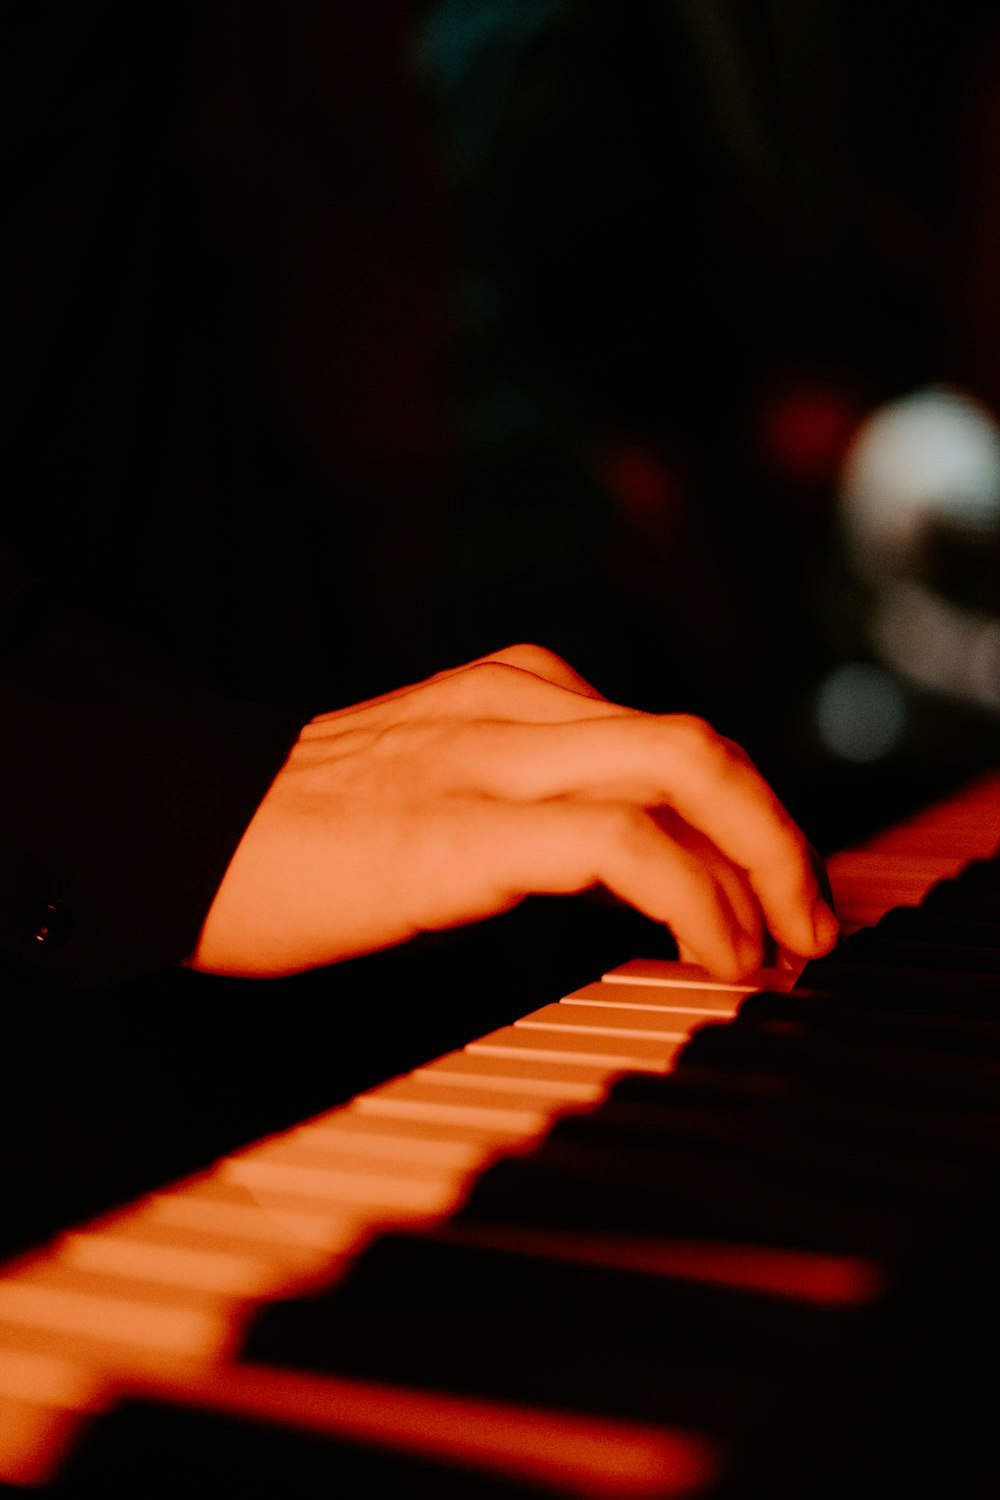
<box><xmin>410</xmin><ymin>0</ymin><xmax>1000</xmax><ymax>852</ymax></box>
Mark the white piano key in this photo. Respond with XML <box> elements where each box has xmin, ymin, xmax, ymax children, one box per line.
<box><xmin>468</xmin><ymin>1024</ymin><xmax>683</xmax><ymax>1071</ymax></box>
<box><xmin>149</xmin><ymin>1183</ymin><xmax>366</xmax><ymax>1252</ymax></box>
<box><xmin>287</xmin><ymin>1123</ymin><xmax>490</xmax><ymax>1171</ymax></box>
<box><xmin>0</xmin><ymin>1280</ymin><xmax>228</xmax><ymax>1360</ymax></box>
<box><xmin>416</xmin><ymin>1050</ymin><xmax>614</xmax><ymax>1100</ymax></box>
<box><xmin>56</xmin><ymin>1232</ymin><xmax>297</xmax><ymax>1300</ymax></box>
<box><xmin>248</xmin><ymin>1135</ymin><xmax>488</xmax><ymax>1178</ymax></box>
<box><xmin>517</xmin><ymin>1002</ymin><xmax>711</xmax><ymax>1041</ymax></box>
<box><xmin>354</xmin><ymin>1078</ymin><xmax>555</xmax><ymax>1134</ymax></box>
<box><xmin>601</xmin><ymin>959</ymin><xmax>797</xmax><ymax>991</ymax></box>
<box><xmin>0</xmin><ymin>1399</ymin><xmax>87</xmax><ymax>1488</ymax></box>
<box><xmin>63</xmin><ymin>1216</ymin><xmax>334</xmax><ymax>1285</ymax></box>
<box><xmin>563</xmin><ymin>980</ymin><xmax>743</xmax><ymax>1014</ymax></box>
<box><xmin>288</xmin><ymin>1112</ymin><xmax>524</xmax><ymax>1168</ymax></box>
<box><xmin>219</xmin><ymin>1153</ymin><xmax>469</xmax><ymax>1215</ymax></box>
<box><xmin>0</xmin><ymin>1348</ymin><xmax>100</xmax><ymax>1408</ymax></box>
<box><xmin>425</xmin><ymin>1049</ymin><xmax>617</xmax><ymax>1086</ymax></box>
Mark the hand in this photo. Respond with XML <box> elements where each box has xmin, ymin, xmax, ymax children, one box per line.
<box><xmin>188</xmin><ymin>644</ymin><xmax>839</xmax><ymax>980</ymax></box>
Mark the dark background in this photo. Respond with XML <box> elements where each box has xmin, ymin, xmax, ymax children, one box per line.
<box><xmin>5</xmin><ymin>0</ymin><xmax>1000</xmax><ymax>1258</ymax></box>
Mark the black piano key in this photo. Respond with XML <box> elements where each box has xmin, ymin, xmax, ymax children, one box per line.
<box><xmin>545</xmin><ymin>1094</ymin><xmax>988</xmax><ymax>1203</ymax></box>
<box><xmin>606</xmin><ymin>1067</ymin><xmax>1000</xmax><ymax>1158</ymax></box>
<box><xmin>830</xmin><ymin>930</ymin><xmax>1000</xmax><ymax>975</ymax></box>
<box><xmin>241</xmin><ymin>1229</ymin><xmax>871</xmax><ymax>1464</ymax></box>
<box><xmin>678</xmin><ymin>1020</ymin><xmax>1000</xmax><ymax>1109</ymax></box>
<box><xmin>918</xmin><ymin>864</ymin><xmax>1000</xmax><ymax>917</ymax></box>
<box><xmin>795</xmin><ymin>957</ymin><xmax>1000</xmax><ymax>1002</ymax></box>
<box><xmin>456</xmin><ymin>1130</ymin><xmax>912</xmax><ymax>1256</ymax></box>
<box><xmin>49</xmin><ymin>1399</ymin><xmax>562</xmax><ymax>1498</ymax></box>
<box><xmin>871</xmin><ymin>909</ymin><xmax>1000</xmax><ymax>946</ymax></box>
<box><xmin>756</xmin><ymin>977</ymin><xmax>1000</xmax><ymax>1022</ymax></box>
<box><xmin>738</xmin><ymin>989</ymin><xmax>1000</xmax><ymax>1046</ymax></box>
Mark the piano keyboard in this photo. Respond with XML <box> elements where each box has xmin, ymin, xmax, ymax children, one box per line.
<box><xmin>3</xmin><ymin>770</ymin><xmax>1000</xmax><ymax>1496</ymax></box>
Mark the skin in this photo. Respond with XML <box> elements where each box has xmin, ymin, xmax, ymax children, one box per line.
<box><xmin>189</xmin><ymin>644</ymin><xmax>839</xmax><ymax>981</ymax></box>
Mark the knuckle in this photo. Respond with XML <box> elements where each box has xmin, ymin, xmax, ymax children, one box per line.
<box><xmin>668</xmin><ymin>713</ymin><xmax>725</xmax><ymax>759</ymax></box>
<box><xmin>470</xmin><ymin>660</ymin><xmax>528</xmax><ymax>697</ymax></box>
<box><xmin>435</xmin><ymin>660</ymin><xmax>519</xmax><ymax>708</ymax></box>
<box><xmin>491</xmin><ymin>642</ymin><xmax>568</xmax><ymax>676</ymax></box>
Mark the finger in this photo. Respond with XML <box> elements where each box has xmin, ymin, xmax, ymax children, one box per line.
<box><xmin>467</xmin><ymin>715</ymin><xmax>835</xmax><ymax>957</ymax></box>
<box><xmin>478</xmin><ymin>798</ymin><xmax>766</xmax><ymax>981</ymax></box>
<box><xmin>649</xmin><ymin>807</ymin><xmax>765</xmax><ymax>950</ymax></box>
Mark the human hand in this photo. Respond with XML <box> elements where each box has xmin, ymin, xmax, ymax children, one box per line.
<box><xmin>188</xmin><ymin>644</ymin><xmax>838</xmax><ymax>980</ymax></box>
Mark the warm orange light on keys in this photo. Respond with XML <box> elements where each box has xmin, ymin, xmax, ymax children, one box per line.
<box><xmin>5</xmin><ymin>771</ymin><xmax>1000</xmax><ymax>1489</ymax></box>
<box><xmin>470</xmin><ymin>1024</ymin><xmax>684</xmax><ymax>1071</ymax></box>
<box><xmin>602</xmin><ymin>961</ymin><xmax>798</xmax><ymax>992</ymax></box>
<box><xmin>0</xmin><ymin>1399</ymin><xmax>91</xmax><ymax>1487</ymax></box>
<box><xmin>355</xmin><ymin>1077</ymin><xmax>557</xmax><ymax>1133</ymax></box>
<box><xmin>125</xmin><ymin>1365</ymin><xmax>722</xmax><ymax>1500</ymax></box>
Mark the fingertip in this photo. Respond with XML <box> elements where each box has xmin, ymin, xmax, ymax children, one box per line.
<box><xmin>711</xmin><ymin>929</ymin><xmax>765</xmax><ymax>984</ymax></box>
<box><xmin>811</xmin><ymin>900</ymin><xmax>840</xmax><ymax>954</ymax></box>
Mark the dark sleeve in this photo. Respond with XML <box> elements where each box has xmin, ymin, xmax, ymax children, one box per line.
<box><xmin>0</xmin><ymin>543</ymin><xmax>308</xmax><ymax>985</ymax></box>
<box><xmin>0</xmin><ymin>6</ymin><xmax>313</xmax><ymax>984</ymax></box>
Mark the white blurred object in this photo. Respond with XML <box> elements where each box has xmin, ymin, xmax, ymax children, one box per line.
<box><xmin>839</xmin><ymin>385</ymin><xmax>1000</xmax><ymax>577</ymax></box>
<box><xmin>872</xmin><ymin>580</ymin><xmax>1000</xmax><ymax>712</ymax></box>
<box><xmin>814</xmin><ymin>661</ymin><xmax>908</xmax><ymax>763</ymax></box>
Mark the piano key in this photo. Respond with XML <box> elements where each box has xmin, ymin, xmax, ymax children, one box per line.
<box><xmin>561</xmin><ymin>983</ymin><xmax>743</xmax><ymax>1015</ymax></box>
<box><xmin>871</xmin><ymin>908</ymin><xmax>1000</xmax><ymax>945</ymax></box>
<box><xmin>545</xmin><ymin>1090</ymin><xmax>976</xmax><ymax>1181</ymax></box>
<box><xmin>293</xmin><ymin>1108</ymin><xmax>529</xmax><ymax>1159</ymax></box>
<box><xmin>423</xmin><ymin>1219</ymin><xmax>886</xmax><ymax>1307</ymax></box>
<box><xmin>601</xmin><ymin>960</ymin><xmax>797</xmax><ymax>993</ymax></box>
<box><xmin>246</xmin><ymin>1132</ymin><xmax>491</xmax><ymax>1180</ymax></box>
<box><xmin>678</xmin><ymin>1019</ymin><xmax>1000</xmax><ymax>1108</ymax></box>
<box><xmin>553</xmin><ymin>1126</ymin><xmax>955</xmax><ymax>1212</ymax></box>
<box><xmin>750</xmin><ymin>978</ymin><xmax>1000</xmax><ymax>1023</ymax></box>
<box><xmin>148</xmin><ymin>1179</ymin><xmax>373</xmax><ymax>1251</ymax></box>
<box><xmin>219</xmin><ymin>1152</ymin><xmax>471</xmax><ymax>1217</ymax></box>
<box><xmin>238</xmin><ymin>1229</ymin><xmax>871</xmax><ymax>1488</ymax></box>
<box><xmin>825</xmin><ymin>931</ymin><xmax>1000</xmax><ymax>976</ymax></box>
<box><xmin>467</xmin><ymin>1024</ymin><xmax>684</xmax><ymax>1071</ymax></box>
<box><xmin>516</xmin><ymin>1001</ymin><xmax>717</xmax><ymax>1040</ymax></box>
<box><xmin>353</xmin><ymin>1078</ymin><xmax>562</xmax><ymax>1133</ymax></box>
<box><xmin>605</xmin><ymin>1067</ymin><xmax>1000</xmax><ymax>1158</ymax></box>
<box><xmin>54</xmin><ymin>1232</ymin><xmax>299</xmax><ymax>1301</ymax></box>
<box><xmin>795</xmin><ymin>956</ymin><xmax>1000</xmax><ymax>1003</ymax></box>
<box><xmin>921</xmin><ymin>876</ymin><xmax>1000</xmax><ymax>918</ymax></box>
<box><xmin>0</xmin><ymin>1275</ymin><xmax>231</xmax><ymax>1363</ymax></box>
<box><xmin>56</xmin><ymin>1402</ymin><xmax>570</xmax><ymax>1498</ymax></box>
<box><xmin>413</xmin><ymin>1052</ymin><xmax>612</xmax><ymax>1102</ymax></box>
<box><xmin>736</xmin><ymin>991</ymin><xmax>1000</xmax><ymax>1052</ymax></box>
<box><xmin>284</xmin><ymin>1120</ymin><xmax>494</xmax><ymax>1169</ymax></box>
<box><xmin>61</xmin><ymin>1216</ymin><xmax>333</xmax><ymax>1286</ymax></box>
<box><xmin>53</xmin><ymin>1374</ymin><xmax>719</xmax><ymax>1500</ymax></box>
<box><xmin>0</xmin><ymin>1397</ymin><xmax>89</xmax><ymax>1489</ymax></box>
<box><xmin>0</xmin><ymin>1348</ymin><xmax>102</xmax><ymax>1410</ymax></box>
<box><xmin>456</xmin><ymin>1135</ymin><xmax>910</xmax><ymax>1256</ymax></box>
<box><xmin>422</xmin><ymin>1048</ymin><xmax>617</xmax><ymax>1085</ymax></box>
